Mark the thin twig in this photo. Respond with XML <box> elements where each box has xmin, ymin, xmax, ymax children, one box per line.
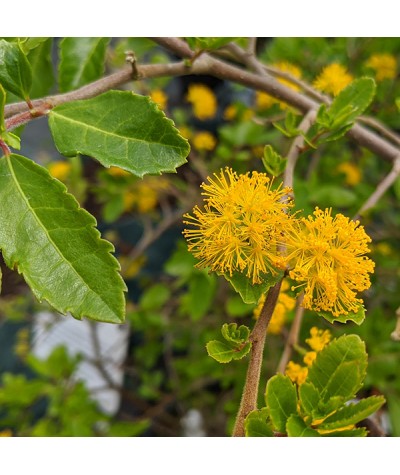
<box><xmin>284</xmin><ymin>110</ymin><xmax>316</xmax><ymax>190</ymax></box>
<box><xmin>232</xmin><ymin>279</ymin><xmax>283</xmax><ymax>437</ymax></box>
<box><xmin>357</xmin><ymin>116</ymin><xmax>400</xmax><ymax>147</ymax></box>
<box><xmin>277</xmin><ymin>293</ymin><xmax>305</xmax><ymax>374</ymax></box>
<box><xmin>354</xmin><ymin>156</ymin><xmax>400</xmax><ymax>221</ymax></box>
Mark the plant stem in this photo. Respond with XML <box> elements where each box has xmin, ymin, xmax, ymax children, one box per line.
<box><xmin>232</xmin><ymin>279</ymin><xmax>283</xmax><ymax>437</ymax></box>
<box><xmin>0</xmin><ymin>140</ymin><xmax>10</xmax><ymax>156</ymax></box>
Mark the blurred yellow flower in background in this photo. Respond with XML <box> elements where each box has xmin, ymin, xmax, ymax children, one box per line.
<box><xmin>365</xmin><ymin>53</ymin><xmax>397</xmax><ymax>81</ymax></box>
<box><xmin>186</xmin><ymin>84</ymin><xmax>217</xmax><ymax>120</ymax></box>
<box><xmin>337</xmin><ymin>162</ymin><xmax>362</xmax><ymax>186</ymax></box>
<box><xmin>192</xmin><ymin>131</ymin><xmax>217</xmax><ymax>151</ymax></box>
<box><xmin>313</xmin><ymin>63</ymin><xmax>353</xmax><ymax>96</ymax></box>
<box><xmin>150</xmin><ymin>89</ymin><xmax>168</xmax><ymax>109</ymax></box>
<box><xmin>48</xmin><ymin>161</ymin><xmax>71</xmax><ymax>181</ymax></box>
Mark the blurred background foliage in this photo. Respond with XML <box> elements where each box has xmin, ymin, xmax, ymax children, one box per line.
<box><xmin>0</xmin><ymin>37</ymin><xmax>399</xmax><ymax>437</ymax></box>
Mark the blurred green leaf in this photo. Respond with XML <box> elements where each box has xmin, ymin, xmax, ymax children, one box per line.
<box><xmin>226</xmin><ymin>295</ymin><xmax>254</xmax><ymax>317</ymax></box>
<box><xmin>286</xmin><ymin>414</ymin><xmax>321</xmax><ymax>437</ymax></box>
<box><xmin>140</xmin><ymin>283</ymin><xmax>171</xmax><ymax>311</ymax></box>
<box><xmin>59</xmin><ymin>37</ymin><xmax>110</xmax><ymax>92</ymax></box>
<box><xmin>0</xmin><ymin>39</ymin><xmax>32</xmax><ymax>101</ymax></box>
<box><xmin>387</xmin><ymin>395</ymin><xmax>400</xmax><ymax>436</ymax></box>
<box><xmin>309</xmin><ymin>185</ymin><xmax>358</xmax><ymax>208</ymax></box>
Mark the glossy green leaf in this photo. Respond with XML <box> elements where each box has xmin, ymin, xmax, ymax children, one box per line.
<box><xmin>318</xmin><ymin>304</ymin><xmax>366</xmax><ymax>325</ymax></box>
<box><xmin>262</xmin><ymin>145</ymin><xmax>287</xmax><ymax>176</ymax></box>
<box><xmin>223</xmin><ymin>270</ymin><xmax>283</xmax><ymax>304</ymax></box>
<box><xmin>221</xmin><ymin>323</ymin><xmax>250</xmax><ymax>344</ymax></box>
<box><xmin>0</xmin><ymin>154</ymin><xmax>126</xmax><ymax>323</ymax></box>
<box><xmin>265</xmin><ymin>374</ymin><xmax>298</xmax><ymax>433</ymax></box>
<box><xmin>59</xmin><ymin>37</ymin><xmax>110</xmax><ymax>92</ymax></box>
<box><xmin>206</xmin><ymin>339</ymin><xmax>251</xmax><ymax>364</ymax></box>
<box><xmin>0</xmin><ymin>39</ymin><xmax>32</xmax><ymax>101</ymax></box>
<box><xmin>306</xmin><ymin>335</ymin><xmax>367</xmax><ymax>403</ymax></box>
<box><xmin>286</xmin><ymin>414</ymin><xmax>321</xmax><ymax>437</ymax></box>
<box><xmin>245</xmin><ymin>408</ymin><xmax>274</xmax><ymax>437</ymax></box>
<box><xmin>49</xmin><ymin>90</ymin><xmax>190</xmax><ymax>178</ymax></box>
<box><xmin>318</xmin><ymin>395</ymin><xmax>385</xmax><ymax>431</ymax></box>
<box><xmin>299</xmin><ymin>381</ymin><xmax>320</xmax><ymax>417</ymax></box>
<box><xmin>329</xmin><ymin>77</ymin><xmax>376</xmax><ymax>126</ymax></box>
<box><xmin>27</xmin><ymin>38</ymin><xmax>54</xmax><ymax>99</ymax></box>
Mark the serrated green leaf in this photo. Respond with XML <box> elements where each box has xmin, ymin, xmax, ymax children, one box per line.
<box><xmin>320</xmin><ymin>427</ymin><xmax>367</xmax><ymax>437</ymax></box>
<box><xmin>318</xmin><ymin>395</ymin><xmax>385</xmax><ymax>431</ymax></box>
<box><xmin>223</xmin><ymin>270</ymin><xmax>283</xmax><ymax>304</ymax></box>
<box><xmin>318</xmin><ymin>304</ymin><xmax>365</xmax><ymax>325</ymax></box>
<box><xmin>0</xmin><ymin>154</ymin><xmax>126</xmax><ymax>323</ymax></box>
<box><xmin>306</xmin><ymin>335</ymin><xmax>367</xmax><ymax>403</ymax></box>
<box><xmin>299</xmin><ymin>381</ymin><xmax>320</xmax><ymax>416</ymax></box>
<box><xmin>1</xmin><ymin>131</ymin><xmax>20</xmax><ymax>150</ymax></box>
<box><xmin>0</xmin><ymin>39</ymin><xmax>32</xmax><ymax>101</ymax></box>
<box><xmin>49</xmin><ymin>90</ymin><xmax>190</xmax><ymax>178</ymax></box>
<box><xmin>245</xmin><ymin>408</ymin><xmax>274</xmax><ymax>437</ymax></box>
<box><xmin>221</xmin><ymin>323</ymin><xmax>250</xmax><ymax>344</ymax></box>
<box><xmin>265</xmin><ymin>374</ymin><xmax>298</xmax><ymax>433</ymax></box>
<box><xmin>321</xmin><ymin>123</ymin><xmax>354</xmax><ymax>143</ymax></box>
<box><xmin>59</xmin><ymin>38</ymin><xmax>110</xmax><ymax>93</ymax></box>
<box><xmin>27</xmin><ymin>38</ymin><xmax>54</xmax><ymax>99</ymax></box>
<box><xmin>206</xmin><ymin>339</ymin><xmax>251</xmax><ymax>363</ymax></box>
<box><xmin>329</xmin><ymin>77</ymin><xmax>376</xmax><ymax>126</ymax></box>
<box><xmin>286</xmin><ymin>414</ymin><xmax>321</xmax><ymax>437</ymax></box>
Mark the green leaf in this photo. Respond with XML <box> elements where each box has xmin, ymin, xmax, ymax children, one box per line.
<box><xmin>387</xmin><ymin>395</ymin><xmax>400</xmax><ymax>436</ymax></box>
<box><xmin>299</xmin><ymin>381</ymin><xmax>320</xmax><ymax>417</ymax></box>
<box><xmin>320</xmin><ymin>427</ymin><xmax>367</xmax><ymax>437</ymax></box>
<box><xmin>59</xmin><ymin>38</ymin><xmax>110</xmax><ymax>93</ymax></box>
<box><xmin>265</xmin><ymin>374</ymin><xmax>298</xmax><ymax>433</ymax></box>
<box><xmin>245</xmin><ymin>408</ymin><xmax>274</xmax><ymax>437</ymax></box>
<box><xmin>0</xmin><ymin>154</ymin><xmax>126</xmax><ymax>323</ymax></box>
<box><xmin>226</xmin><ymin>295</ymin><xmax>254</xmax><ymax>317</ymax></box>
<box><xmin>27</xmin><ymin>38</ymin><xmax>54</xmax><ymax>99</ymax></box>
<box><xmin>19</xmin><ymin>37</ymin><xmax>49</xmax><ymax>54</ymax></box>
<box><xmin>108</xmin><ymin>420</ymin><xmax>150</xmax><ymax>437</ymax></box>
<box><xmin>139</xmin><ymin>283</ymin><xmax>171</xmax><ymax>311</ymax></box>
<box><xmin>286</xmin><ymin>414</ymin><xmax>321</xmax><ymax>437</ymax></box>
<box><xmin>221</xmin><ymin>323</ymin><xmax>250</xmax><ymax>344</ymax></box>
<box><xmin>0</xmin><ymin>39</ymin><xmax>32</xmax><ymax>101</ymax></box>
<box><xmin>309</xmin><ymin>185</ymin><xmax>357</xmax><ymax>208</ymax></box>
<box><xmin>223</xmin><ymin>270</ymin><xmax>283</xmax><ymax>304</ymax></box>
<box><xmin>49</xmin><ymin>90</ymin><xmax>190</xmax><ymax>178</ymax></box>
<box><xmin>206</xmin><ymin>339</ymin><xmax>251</xmax><ymax>363</ymax></box>
<box><xmin>306</xmin><ymin>335</ymin><xmax>367</xmax><ymax>403</ymax></box>
<box><xmin>318</xmin><ymin>304</ymin><xmax>366</xmax><ymax>325</ymax></box>
<box><xmin>0</xmin><ymin>83</ymin><xmax>5</xmax><ymax>134</ymax></box>
<box><xmin>329</xmin><ymin>77</ymin><xmax>376</xmax><ymax>126</ymax></box>
<box><xmin>318</xmin><ymin>395</ymin><xmax>385</xmax><ymax>431</ymax></box>
<box><xmin>185</xmin><ymin>37</ymin><xmax>237</xmax><ymax>51</ymax></box>
<box><xmin>187</xmin><ymin>272</ymin><xmax>216</xmax><ymax>320</ymax></box>
<box><xmin>262</xmin><ymin>145</ymin><xmax>287</xmax><ymax>176</ymax></box>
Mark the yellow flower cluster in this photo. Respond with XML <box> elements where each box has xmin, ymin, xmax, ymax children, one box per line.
<box><xmin>285</xmin><ymin>326</ymin><xmax>332</xmax><ymax>385</ymax></box>
<box><xmin>365</xmin><ymin>53</ymin><xmax>397</xmax><ymax>81</ymax></box>
<box><xmin>48</xmin><ymin>161</ymin><xmax>71</xmax><ymax>181</ymax></box>
<box><xmin>192</xmin><ymin>131</ymin><xmax>217</xmax><ymax>151</ymax></box>
<box><xmin>183</xmin><ymin>168</ymin><xmax>293</xmax><ymax>284</ymax></box>
<box><xmin>186</xmin><ymin>84</ymin><xmax>217</xmax><ymax>120</ymax></box>
<box><xmin>336</xmin><ymin>162</ymin><xmax>362</xmax><ymax>186</ymax></box>
<box><xmin>150</xmin><ymin>89</ymin><xmax>168</xmax><ymax>110</ymax></box>
<box><xmin>256</xmin><ymin>61</ymin><xmax>302</xmax><ymax>110</ymax></box>
<box><xmin>286</xmin><ymin>207</ymin><xmax>375</xmax><ymax>317</ymax></box>
<box><xmin>124</xmin><ymin>177</ymin><xmax>169</xmax><ymax>214</ymax></box>
<box><xmin>254</xmin><ymin>280</ymin><xmax>296</xmax><ymax>334</ymax></box>
<box><xmin>313</xmin><ymin>63</ymin><xmax>353</xmax><ymax>96</ymax></box>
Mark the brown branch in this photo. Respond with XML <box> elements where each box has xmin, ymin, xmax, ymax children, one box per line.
<box><xmin>354</xmin><ymin>156</ymin><xmax>400</xmax><ymax>220</ymax></box>
<box><xmin>232</xmin><ymin>279</ymin><xmax>283</xmax><ymax>437</ymax></box>
<box><xmin>277</xmin><ymin>293</ymin><xmax>305</xmax><ymax>374</ymax></box>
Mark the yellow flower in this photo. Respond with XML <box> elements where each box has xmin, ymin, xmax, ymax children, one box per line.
<box><xmin>186</xmin><ymin>84</ymin><xmax>217</xmax><ymax>120</ymax></box>
<box><xmin>14</xmin><ymin>328</ymin><xmax>30</xmax><ymax>359</ymax></box>
<box><xmin>48</xmin><ymin>161</ymin><xmax>71</xmax><ymax>181</ymax></box>
<box><xmin>337</xmin><ymin>162</ymin><xmax>362</xmax><ymax>186</ymax></box>
<box><xmin>313</xmin><ymin>63</ymin><xmax>353</xmax><ymax>96</ymax></box>
<box><xmin>303</xmin><ymin>351</ymin><xmax>317</xmax><ymax>367</ymax></box>
<box><xmin>256</xmin><ymin>61</ymin><xmax>302</xmax><ymax>110</ymax></box>
<box><xmin>306</xmin><ymin>327</ymin><xmax>331</xmax><ymax>352</ymax></box>
<box><xmin>365</xmin><ymin>53</ymin><xmax>397</xmax><ymax>81</ymax></box>
<box><xmin>183</xmin><ymin>168</ymin><xmax>294</xmax><ymax>284</ymax></box>
<box><xmin>150</xmin><ymin>89</ymin><xmax>168</xmax><ymax>109</ymax></box>
<box><xmin>136</xmin><ymin>183</ymin><xmax>158</xmax><ymax>213</ymax></box>
<box><xmin>108</xmin><ymin>166</ymin><xmax>130</xmax><ymax>177</ymax></box>
<box><xmin>192</xmin><ymin>131</ymin><xmax>217</xmax><ymax>151</ymax></box>
<box><xmin>285</xmin><ymin>361</ymin><xmax>308</xmax><ymax>385</ymax></box>
<box><xmin>0</xmin><ymin>429</ymin><xmax>12</xmax><ymax>437</ymax></box>
<box><xmin>178</xmin><ymin>126</ymin><xmax>192</xmax><ymax>140</ymax></box>
<box><xmin>254</xmin><ymin>281</ymin><xmax>296</xmax><ymax>334</ymax></box>
<box><xmin>224</xmin><ymin>104</ymin><xmax>237</xmax><ymax>121</ymax></box>
<box><xmin>286</xmin><ymin>208</ymin><xmax>375</xmax><ymax>317</ymax></box>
